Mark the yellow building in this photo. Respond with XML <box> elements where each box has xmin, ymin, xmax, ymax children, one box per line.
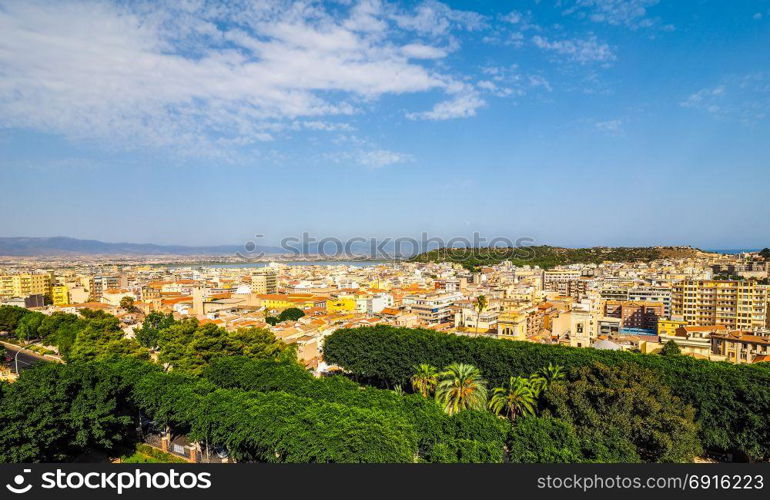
<box><xmin>326</xmin><ymin>296</ymin><xmax>357</xmax><ymax>312</ymax></box>
<box><xmin>657</xmin><ymin>318</ymin><xmax>688</xmax><ymax>337</ymax></box>
<box><xmin>672</xmin><ymin>280</ymin><xmax>768</xmax><ymax>330</ymax></box>
<box><xmin>258</xmin><ymin>294</ymin><xmax>317</xmax><ymax>311</ymax></box>
<box><xmin>52</xmin><ymin>285</ymin><xmax>70</xmax><ymax>306</ymax></box>
<box><xmin>249</xmin><ymin>269</ymin><xmax>277</xmax><ymax>295</ymax></box>
<box><xmin>496</xmin><ymin>312</ymin><xmax>528</xmax><ymax>340</ymax></box>
<box><xmin>0</xmin><ymin>273</ymin><xmax>52</xmax><ymax>299</ymax></box>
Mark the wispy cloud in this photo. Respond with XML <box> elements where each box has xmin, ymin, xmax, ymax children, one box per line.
<box><xmin>680</xmin><ymin>74</ymin><xmax>770</xmax><ymax>124</ymax></box>
<box><xmin>562</xmin><ymin>0</ymin><xmax>672</xmax><ymax>31</ymax></box>
<box><xmin>0</xmin><ymin>0</ymin><xmax>484</xmax><ymax>156</ymax></box>
<box><xmin>326</xmin><ymin>148</ymin><xmax>414</xmax><ymax>168</ymax></box>
<box><xmin>406</xmin><ymin>87</ymin><xmax>485</xmax><ymax>120</ymax></box>
<box><xmin>594</xmin><ymin>119</ymin><xmax>624</xmax><ymax>136</ymax></box>
<box><xmin>532</xmin><ymin>34</ymin><xmax>616</xmax><ymax>65</ymax></box>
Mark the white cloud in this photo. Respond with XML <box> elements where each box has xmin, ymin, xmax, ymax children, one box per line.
<box><xmin>401</xmin><ymin>43</ymin><xmax>448</xmax><ymax>59</ymax></box>
<box><xmin>681</xmin><ymin>74</ymin><xmax>770</xmax><ymax>123</ymax></box>
<box><xmin>327</xmin><ymin>148</ymin><xmax>414</xmax><ymax>168</ymax></box>
<box><xmin>0</xmin><ymin>0</ymin><xmax>483</xmax><ymax>156</ymax></box>
<box><xmin>389</xmin><ymin>0</ymin><xmax>487</xmax><ymax>37</ymax></box>
<box><xmin>594</xmin><ymin>119</ymin><xmax>624</xmax><ymax>136</ymax></box>
<box><xmin>532</xmin><ymin>34</ymin><xmax>616</xmax><ymax>65</ymax></box>
<box><xmin>563</xmin><ymin>0</ymin><xmax>667</xmax><ymax>30</ymax></box>
<box><xmin>406</xmin><ymin>87</ymin><xmax>485</xmax><ymax>120</ymax></box>
<box><xmin>502</xmin><ymin>10</ymin><xmax>524</xmax><ymax>24</ymax></box>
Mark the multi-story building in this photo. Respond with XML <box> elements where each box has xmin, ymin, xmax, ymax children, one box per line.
<box><xmin>672</xmin><ymin>280</ymin><xmax>768</xmax><ymax>330</ymax></box>
<box><xmin>92</xmin><ymin>275</ymin><xmax>120</xmax><ymax>300</ymax></box>
<box><xmin>657</xmin><ymin>318</ymin><xmax>688</xmax><ymax>337</ymax></box>
<box><xmin>497</xmin><ymin>312</ymin><xmax>527</xmax><ymax>340</ymax></box>
<box><xmin>543</xmin><ymin>270</ymin><xmax>589</xmax><ymax>299</ymax></box>
<box><xmin>0</xmin><ymin>273</ymin><xmax>52</xmax><ymax>299</ymax></box>
<box><xmin>250</xmin><ymin>269</ymin><xmax>277</xmax><ymax>295</ymax></box>
<box><xmin>603</xmin><ymin>300</ymin><xmax>664</xmax><ymax>334</ymax></box>
<box><xmin>660</xmin><ymin>325</ymin><xmax>727</xmax><ymax>358</ymax></box>
<box><xmin>405</xmin><ymin>292</ymin><xmax>461</xmax><ymax>325</ymax></box>
<box><xmin>629</xmin><ymin>286</ymin><xmax>672</xmax><ymax>318</ymax></box>
<box><xmin>711</xmin><ymin>329</ymin><xmax>770</xmax><ymax>363</ymax></box>
<box><xmin>51</xmin><ymin>284</ymin><xmax>70</xmax><ymax>306</ymax></box>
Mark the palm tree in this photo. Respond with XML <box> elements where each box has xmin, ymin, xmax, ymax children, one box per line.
<box><xmin>435</xmin><ymin>363</ymin><xmax>488</xmax><ymax>415</ymax></box>
<box><xmin>488</xmin><ymin>376</ymin><xmax>536</xmax><ymax>421</ymax></box>
<box><xmin>538</xmin><ymin>363</ymin><xmax>565</xmax><ymax>386</ymax></box>
<box><xmin>528</xmin><ymin>374</ymin><xmax>547</xmax><ymax>398</ymax></box>
<box><xmin>410</xmin><ymin>364</ymin><xmax>438</xmax><ymax>398</ymax></box>
<box><xmin>474</xmin><ymin>295</ymin><xmax>488</xmax><ymax>335</ymax></box>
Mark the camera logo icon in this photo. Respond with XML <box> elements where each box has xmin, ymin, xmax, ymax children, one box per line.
<box><xmin>6</xmin><ymin>469</ymin><xmax>32</xmax><ymax>494</ymax></box>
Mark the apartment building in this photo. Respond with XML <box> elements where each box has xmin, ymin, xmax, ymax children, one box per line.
<box><xmin>92</xmin><ymin>275</ymin><xmax>120</xmax><ymax>300</ymax></box>
<box><xmin>628</xmin><ymin>286</ymin><xmax>672</xmax><ymax>318</ymax></box>
<box><xmin>710</xmin><ymin>329</ymin><xmax>770</xmax><ymax>364</ymax></box>
<box><xmin>405</xmin><ymin>292</ymin><xmax>462</xmax><ymax>325</ymax></box>
<box><xmin>496</xmin><ymin>312</ymin><xmax>527</xmax><ymax>340</ymax></box>
<box><xmin>603</xmin><ymin>300</ymin><xmax>664</xmax><ymax>334</ymax></box>
<box><xmin>0</xmin><ymin>273</ymin><xmax>52</xmax><ymax>299</ymax></box>
<box><xmin>543</xmin><ymin>270</ymin><xmax>589</xmax><ymax>300</ymax></box>
<box><xmin>657</xmin><ymin>318</ymin><xmax>688</xmax><ymax>337</ymax></box>
<box><xmin>249</xmin><ymin>268</ymin><xmax>277</xmax><ymax>295</ymax></box>
<box><xmin>660</xmin><ymin>325</ymin><xmax>728</xmax><ymax>358</ymax></box>
<box><xmin>52</xmin><ymin>284</ymin><xmax>70</xmax><ymax>306</ymax></box>
<box><xmin>672</xmin><ymin>280</ymin><xmax>768</xmax><ymax>330</ymax></box>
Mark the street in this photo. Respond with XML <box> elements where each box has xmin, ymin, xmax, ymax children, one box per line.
<box><xmin>1</xmin><ymin>342</ymin><xmax>52</xmax><ymax>372</ymax></box>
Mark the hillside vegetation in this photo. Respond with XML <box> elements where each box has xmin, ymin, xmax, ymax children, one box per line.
<box><xmin>324</xmin><ymin>325</ymin><xmax>770</xmax><ymax>462</ymax></box>
<box><xmin>409</xmin><ymin>245</ymin><xmax>707</xmax><ymax>270</ymax></box>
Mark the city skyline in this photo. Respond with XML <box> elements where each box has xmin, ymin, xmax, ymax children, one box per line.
<box><xmin>2</xmin><ymin>0</ymin><xmax>770</xmax><ymax>248</ymax></box>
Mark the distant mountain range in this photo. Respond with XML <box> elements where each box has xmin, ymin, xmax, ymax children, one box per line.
<box><xmin>0</xmin><ymin>237</ymin><xmax>284</xmax><ymax>256</ymax></box>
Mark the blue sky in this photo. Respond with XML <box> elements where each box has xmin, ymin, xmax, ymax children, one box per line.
<box><xmin>1</xmin><ymin>0</ymin><xmax>769</xmax><ymax>248</ymax></box>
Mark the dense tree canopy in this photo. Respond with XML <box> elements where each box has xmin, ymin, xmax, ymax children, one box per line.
<box><xmin>323</xmin><ymin>325</ymin><xmax>770</xmax><ymax>461</ymax></box>
<box><xmin>540</xmin><ymin>363</ymin><xmax>701</xmax><ymax>463</ymax></box>
<box><xmin>507</xmin><ymin>417</ymin><xmax>583</xmax><ymax>463</ymax></box>
<box><xmin>153</xmin><ymin>319</ymin><xmax>290</xmax><ymax>374</ymax></box>
<box><xmin>3</xmin><ymin>308</ymin><xmax>768</xmax><ymax>464</ymax></box>
<box><xmin>0</xmin><ymin>355</ymin><xmax>508</xmax><ymax>463</ymax></box>
<box><xmin>0</xmin><ymin>362</ymin><xmax>140</xmax><ymax>462</ymax></box>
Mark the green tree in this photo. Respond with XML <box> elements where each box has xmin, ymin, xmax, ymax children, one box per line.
<box><xmin>435</xmin><ymin>363</ymin><xmax>487</xmax><ymax>415</ymax></box>
<box><xmin>68</xmin><ymin>315</ymin><xmax>148</xmax><ymax>363</ymax></box>
<box><xmin>508</xmin><ymin>417</ymin><xmax>583</xmax><ymax>463</ymax></box>
<box><xmin>119</xmin><ymin>296</ymin><xmax>137</xmax><ymax>312</ymax></box>
<box><xmin>0</xmin><ymin>305</ymin><xmax>31</xmax><ymax>335</ymax></box>
<box><xmin>538</xmin><ymin>362</ymin><xmax>565</xmax><ymax>385</ymax></box>
<box><xmin>134</xmin><ymin>312</ymin><xmax>175</xmax><ymax>349</ymax></box>
<box><xmin>15</xmin><ymin>311</ymin><xmax>45</xmax><ymax>341</ymax></box>
<box><xmin>541</xmin><ymin>362</ymin><xmax>701</xmax><ymax>463</ymax></box>
<box><xmin>488</xmin><ymin>376</ymin><xmax>536</xmax><ymax>421</ymax></box>
<box><xmin>278</xmin><ymin>307</ymin><xmax>305</xmax><ymax>322</ymax></box>
<box><xmin>660</xmin><ymin>340</ymin><xmax>682</xmax><ymax>356</ymax></box>
<box><xmin>0</xmin><ymin>363</ymin><xmax>138</xmax><ymax>462</ymax></box>
<box><xmin>410</xmin><ymin>364</ymin><xmax>438</xmax><ymax>398</ymax></box>
<box><xmin>323</xmin><ymin>325</ymin><xmax>770</xmax><ymax>461</ymax></box>
<box><xmin>473</xmin><ymin>295</ymin><xmax>487</xmax><ymax>335</ymax></box>
<box><xmin>265</xmin><ymin>316</ymin><xmax>279</xmax><ymax>326</ymax></box>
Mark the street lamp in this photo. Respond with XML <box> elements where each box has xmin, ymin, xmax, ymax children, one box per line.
<box><xmin>14</xmin><ymin>340</ymin><xmax>41</xmax><ymax>375</ymax></box>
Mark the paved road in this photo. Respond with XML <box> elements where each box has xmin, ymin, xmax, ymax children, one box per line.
<box><xmin>1</xmin><ymin>342</ymin><xmax>52</xmax><ymax>373</ymax></box>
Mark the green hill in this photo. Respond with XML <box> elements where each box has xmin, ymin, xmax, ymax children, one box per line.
<box><xmin>409</xmin><ymin>245</ymin><xmax>706</xmax><ymax>270</ymax></box>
